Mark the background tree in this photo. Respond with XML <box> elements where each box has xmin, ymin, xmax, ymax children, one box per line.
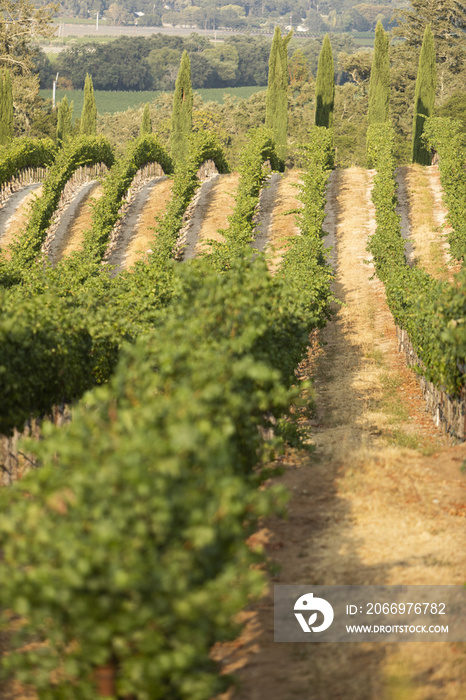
<box><xmin>315</xmin><ymin>34</ymin><xmax>335</xmax><ymax>128</ymax></box>
<box><xmin>412</xmin><ymin>24</ymin><xmax>436</xmax><ymax>164</ymax></box>
<box><xmin>0</xmin><ymin>0</ymin><xmax>57</xmax><ymax>75</ymax></box>
<box><xmin>170</xmin><ymin>50</ymin><xmax>193</xmax><ymax>162</ymax></box>
<box><xmin>203</xmin><ymin>43</ymin><xmax>239</xmax><ymax>83</ymax></box>
<box><xmin>140</xmin><ymin>103</ymin><xmax>152</xmax><ymax>135</ymax></box>
<box><xmin>0</xmin><ymin>69</ymin><xmax>13</xmax><ymax>145</ymax></box>
<box><xmin>339</xmin><ymin>7</ymin><xmax>370</xmax><ymax>32</ymax></box>
<box><xmin>394</xmin><ymin>0</ymin><xmax>466</xmax><ymax>57</ymax></box>
<box><xmin>265</xmin><ymin>26</ymin><xmax>292</xmax><ymax>161</ymax></box>
<box><xmin>368</xmin><ymin>20</ymin><xmax>390</xmax><ymax>125</ymax></box>
<box><xmin>0</xmin><ymin>0</ymin><xmax>56</xmax><ymax>136</ymax></box>
<box><xmin>393</xmin><ymin>0</ymin><xmax>466</xmax><ymax>105</ymax></box>
<box><xmin>107</xmin><ymin>3</ymin><xmax>133</xmax><ymax>26</ymax></box>
<box><xmin>80</xmin><ymin>73</ymin><xmax>97</xmax><ymax>136</ymax></box>
<box><xmin>338</xmin><ymin>50</ymin><xmax>372</xmax><ymax>94</ymax></box>
<box><xmin>57</xmin><ymin>95</ymin><xmax>73</xmax><ymax>145</ymax></box>
<box><xmin>288</xmin><ymin>49</ymin><xmax>310</xmax><ymax>88</ymax></box>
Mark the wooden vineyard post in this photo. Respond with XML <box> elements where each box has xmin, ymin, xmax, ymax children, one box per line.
<box><xmin>94</xmin><ymin>664</ymin><xmax>116</xmax><ymax>697</ymax></box>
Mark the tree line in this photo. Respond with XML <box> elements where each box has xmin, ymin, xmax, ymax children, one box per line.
<box><xmin>1</xmin><ymin>0</ymin><xmax>465</xmax><ymax>166</ymax></box>
<box><xmin>53</xmin><ymin>0</ymin><xmax>397</xmax><ymax>34</ymax></box>
<box><xmin>45</xmin><ymin>33</ymin><xmax>357</xmax><ymax>92</ymax></box>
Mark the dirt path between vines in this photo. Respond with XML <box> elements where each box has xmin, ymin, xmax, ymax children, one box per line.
<box><xmin>215</xmin><ymin>167</ymin><xmax>466</xmax><ymax>700</ymax></box>
<box><xmin>49</xmin><ymin>181</ymin><xmax>100</xmax><ymax>263</ymax></box>
<box><xmin>425</xmin><ymin>165</ymin><xmax>463</xmax><ymax>282</ymax></box>
<box><xmin>0</xmin><ymin>185</ymin><xmax>43</xmax><ymax>258</ymax></box>
<box><xmin>125</xmin><ymin>178</ymin><xmax>173</xmax><ymax>268</ymax></box>
<box><xmin>397</xmin><ymin>165</ymin><xmax>460</xmax><ymax>282</ymax></box>
<box><xmin>58</xmin><ymin>183</ymin><xmax>103</xmax><ymax>261</ymax></box>
<box><xmin>181</xmin><ymin>174</ymin><xmax>220</xmax><ymax>260</ymax></box>
<box><xmin>253</xmin><ymin>172</ymin><xmax>282</xmax><ymax>253</ymax></box>
<box><xmin>396</xmin><ymin>164</ymin><xmax>462</xmax><ymax>283</ymax></box>
<box><xmin>266</xmin><ymin>169</ymin><xmax>303</xmax><ymax>272</ymax></box>
<box><xmin>193</xmin><ymin>173</ymin><xmax>239</xmax><ymax>257</ymax></box>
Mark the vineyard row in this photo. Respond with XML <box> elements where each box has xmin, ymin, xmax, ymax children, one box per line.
<box><xmin>367</xmin><ymin>119</ymin><xmax>466</xmax><ymax>438</ymax></box>
<box><xmin>0</xmin><ymin>128</ymin><xmax>334</xmax><ymax>698</ymax></box>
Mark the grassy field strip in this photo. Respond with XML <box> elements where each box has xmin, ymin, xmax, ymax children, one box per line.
<box><xmin>402</xmin><ymin>164</ymin><xmax>449</xmax><ymax>281</ymax></box>
<box><xmin>39</xmin><ymin>86</ymin><xmax>267</xmax><ymax>115</ymax></box>
<box><xmin>193</xmin><ymin>173</ymin><xmax>240</xmax><ymax>257</ymax></box>
<box><xmin>125</xmin><ymin>178</ymin><xmax>174</xmax><ymax>267</ymax></box>
<box><xmin>58</xmin><ymin>183</ymin><xmax>103</xmax><ymax>260</ymax></box>
<box><xmin>266</xmin><ymin>169</ymin><xmax>303</xmax><ymax>273</ymax></box>
<box><xmin>0</xmin><ymin>186</ymin><xmax>43</xmax><ymax>259</ymax></box>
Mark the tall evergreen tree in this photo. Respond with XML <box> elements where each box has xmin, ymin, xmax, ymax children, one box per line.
<box><xmin>80</xmin><ymin>73</ymin><xmax>97</xmax><ymax>136</ymax></box>
<box><xmin>0</xmin><ymin>70</ymin><xmax>13</xmax><ymax>145</ymax></box>
<box><xmin>412</xmin><ymin>24</ymin><xmax>436</xmax><ymax>164</ymax></box>
<box><xmin>56</xmin><ymin>96</ymin><xmax>73</xmax><ymax>146</ymax></box>
<box><xmin>265</xmin><ymin>26</ymin><xmax>292</xmax><ymax>161</ymax></box>
<box><xmin>368</xmin><ymin>21</ymin><xmax>390</xmax><ymax>125</ymax></box>
<box><xmin>170</xmin><ymin>51</ymin><xmax>193</xmax><ymax>162</ymax></box>
<box><xmin>315</xmin><ymin>35</ymin><xmax>335</xmax><ymax>129</ymax></box>
<box><xmin>140</xmin><ymin>103</ymin><xmax>152</xmax><ymax>136</ymax></box>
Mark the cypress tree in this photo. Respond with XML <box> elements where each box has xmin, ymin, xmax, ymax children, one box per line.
<box><xmin>57</xmin><ymin>96</ymin><xmax>73</xmax><ymax>145</ymax></box>
<box><xmin>368</xmin><ymin>21</ymin><xmax>390</xmax><ymax>125</ymax></box>
<box><xmin>412</xmin><ymin>24</ymin><xmax>436</xmax><ymax>164</ymax></box>
<box><xmin>170</xmin><ymin>51</ymin><xmax>193</xmax><ymax>163</ymax></box>
<box><xmin>80</xmin><ymin>73</ymin><xmax>97</xmax><ymax>136</ymax></box>
<box><xmin>265</xmin><ymin>26</ymin><xmax>292</xmax><ymax>161</ymax></box>
<box><xmin>140</xmin><ymin>103</ymin><xmax>152</xmax><ymax>136</ymax></box>
<box><xmin>315</xmin><ymin>35</ymin><xmax>335</xmax><ymax>129</ymax></box>
<box><xmin>0</xmin><ymin>70</ymin><xmax>13</xmax><ymax>145</ymax></box>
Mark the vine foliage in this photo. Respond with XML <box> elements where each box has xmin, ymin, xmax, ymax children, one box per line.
<box><xmin>7</xmin><ymin>136</ymin><xmax>114</xmax><ymax>273</ymax></box>
<box><xmin>367</xmin><ymin>121</ymin><xmax>466</xmax><ymax>397</ymax></box>
<box><xmin>0</xmin><ymin>131</ymin><xmax>334</xmax><ymax>699</ymax></box>
<box><xmin>0</xmin><ymin>137</ymin><xmax>56</xmax><ymax>186</ymax></box>
<box><xmin>424</xmin><ymin>116</ymin><xmax>466</xmax><ymax>260</ymax></box>
<box><xmin>82</xmin><ymin>133</ymin><xmax>173</xmax><ymax>261</ymax></box>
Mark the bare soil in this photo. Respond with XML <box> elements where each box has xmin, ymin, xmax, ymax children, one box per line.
<box><xmin>266</xmin><ymin>170</ymin><xmax>303</xmax><ymax>272</ymax></box>
<box><xmin>0</xmin><ymin>184</ymin><xmax>42</xmax><ymax>242</ymax></box>
<box><xmin>400</xmin><ymin>165</ymin><xmax>449</xmax><ymax>280</ymax></box>
<box><xmin>58</xmin><ymin>183</ymin><xmax>103</xmax><ymax>260</ymax></box>
<box><xmin>181</xmin><ymin>174</ymin><xmax>220</xmax><ymax>261</ymax></box>
<box><xmin>194</xmin><ymin>173</ymin><xmax>240</xmax><ymax>256</ymax></box>
<box><xmin>252</xmin><ymin>172</ymin><xmax>282</xmax><ymax>253</ymax></box>
<box><xmin>426</xmin><ymin>165</ymin><xmax>463</xmax><ymax>281</ymax></box>
<box><xmin>398</xmin><ymin>164</ymin><xmax>462</xmax><ymax>283</ymax></box>
<box><xmin>0</xmin><ymin>186</ymin><xmax>43</xmax><ymax>259</ymax></box>
<box><xmin>125</xmin><ymin>178</ymin><xmax>173</xmax><ymax>268</ymax></box>
<box><xmin>214</xmin><ymin>167</ymin><xmax>466</xmax><ymax>700</ymax></box>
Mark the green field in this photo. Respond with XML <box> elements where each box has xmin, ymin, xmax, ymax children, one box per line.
<box><xmin>39</xmin><ymin>86</ymin><xmax>266</xmax><ymax>115</ymax></box>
